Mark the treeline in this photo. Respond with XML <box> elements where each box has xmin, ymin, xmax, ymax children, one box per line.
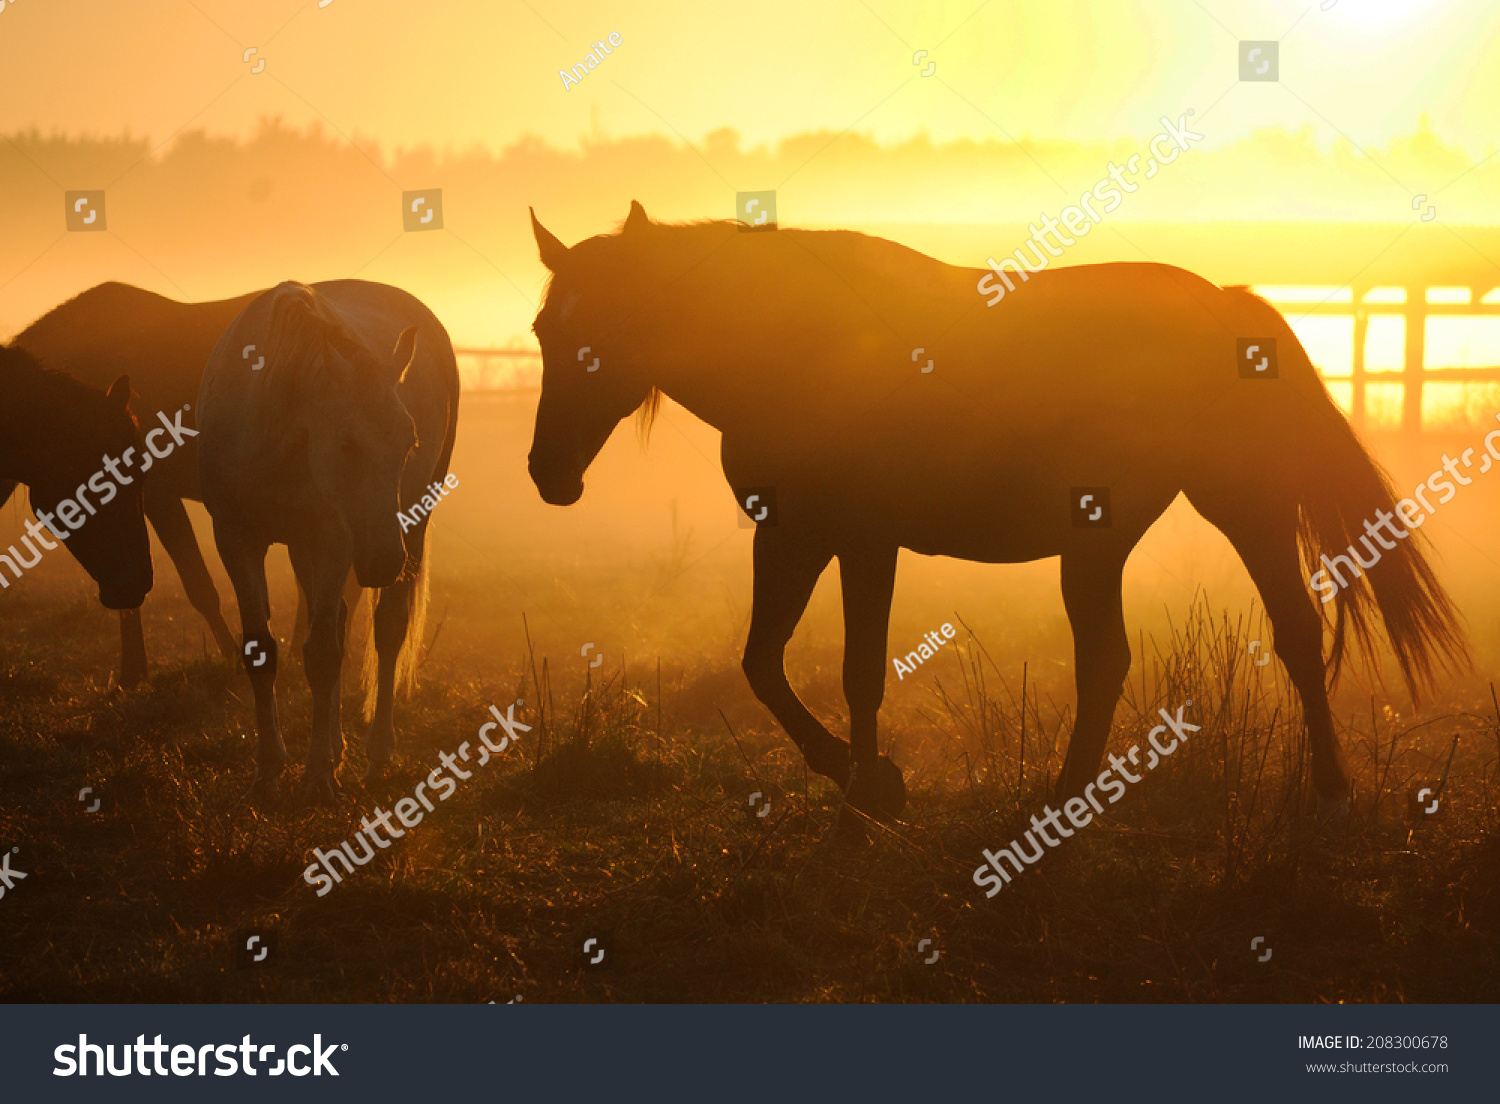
<box><xmin>1</xmin><ymin>118</ymin><xmax>1495</xmax><ymax>345</ymax></box>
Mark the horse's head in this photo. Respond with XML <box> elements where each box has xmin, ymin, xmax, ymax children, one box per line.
<box><xmin>20</xmin><ymin>365</ymin><xmax>153</xmax><ymax>610</ymax></box>
<box><xmin>527</xmin><ymin>202</ymin><xmax>660</xmax><ymax>506</ymax></box>
<box><xmin>268</xmin><ymin>285</ymin><xmax>418</xmax><ymax>588</ymax></box>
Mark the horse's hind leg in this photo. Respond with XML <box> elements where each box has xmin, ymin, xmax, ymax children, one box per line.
<box><xmin>214</xmin><ymin>521</ymin><xmax>284</xmax><ymax>799</ymax></box>
<box><xmin>1187</xmin><ymin>492</ymin><xmax>1349</xmax><ymax>813</ymax></box>
<box><xmin>146</xmin><ymin>488</ymin><xmax>237</xmax><ymax>659</ymax></box>
<box><xmin>742</xmin><ymin>527</ymin><xmax>851</xmax><ymax>788</ymax></box>
<box><xmin>288</xmin><ymin>539</ymin><xmax>350</xmax><ymax>804</ymax></box>
<box><xmin>1055</xmin><ymin>547</ymin><xmax>1133</xmax><ymax>803</ymax></box>
<box><xmin>837</xmin><ymin>544</ymin><xmax>906</xmax><ymax>819</ymax></box>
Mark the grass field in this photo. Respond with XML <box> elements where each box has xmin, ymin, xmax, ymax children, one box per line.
<box><xmin>2</xmin><ymin>394</ymin><xmax>1498</xmax><ymax>1003</ymax></box>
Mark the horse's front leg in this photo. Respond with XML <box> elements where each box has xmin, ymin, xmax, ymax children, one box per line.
<box><xmin>741</xmin><ymin>526</ymin><xmax>851</xmax><ymax>786</ymax></box>
<box><xmin>837</xmin><ymin>544</ymin><xmax>906</xmax><ymax>821</ymax></box>
<box><xmin>288</xmin><ymin>539</ymin><xmax>351</xmax><ymax>805</ymax></box>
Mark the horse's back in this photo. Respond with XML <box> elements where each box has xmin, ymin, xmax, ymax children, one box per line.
<box><xmin>16</xmin><ymin>283</ymin><xmax>262</xmax><ymax>499</ymax></box>
<box><xmin>199</xmin><ymin>280</ymin><xmax>459</xmax><ymax>493</ymax></box>
<box><xmin>16</xmin><ymin>282</ymin><xmax>260</xmax><ymax>407</ymax></box>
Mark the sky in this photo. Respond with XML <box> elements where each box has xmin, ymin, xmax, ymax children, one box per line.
<box><xmin>1</xmin><ymin>0</ymin><xmax>1497</xmax><ymax>159</ymax></box>
<box><xmin>1</xmin><ymin>0</ymin><xmax>1497</xmax><ymax>373</ymax></box>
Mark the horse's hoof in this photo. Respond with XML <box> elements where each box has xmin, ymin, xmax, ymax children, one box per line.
<box><xmin>1053</xmin><ymin>770</ymin><xmax>1089</xmax><ymax>806</ymax></box>
<box><xmin>298</xmin><ymin>770</ymin><xmax>340</xmax><ymax>807</ymax></box>
<box><xmin>832</xmin><ymin>810</ymin><xmax>871</xmax><ymax>840</ymax></box>
<box><xmin>805</xmin><ymin>737</ymin><xmax>853</xmax><ymax>789</ymax></box>
<box><xmin>366</xmin><ymin>726</ymin><xmax>395</xmax><ymax>771</ymax></box>
<box><xmin>843</xmin><ymin>755</ymin><xmax>906</xmax><ymax>823</ymax></box>
<box><xmin>1316</xmin><ymin>793</ymin><xmax>1350</xmax><ymax>822</ymax></box>
<box><xmin>363</xmin><ymin>756</ymin><xmax>392</xmax><ymax>783</ymax></box>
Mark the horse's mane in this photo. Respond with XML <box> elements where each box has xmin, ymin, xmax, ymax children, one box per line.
<box><xmin>540</xmin><ymin>213</ymin><xmax>935</xmax><ymax>446</ymax></box>
<box><xmin>259</xmin><ymin>282</ymin><xmax>369</xmax><ymax>409</ymax></box>
<box><xmin>542</xmin><ymin>219</ymin><xmax>745</xmax><ymax>446</ymax></box>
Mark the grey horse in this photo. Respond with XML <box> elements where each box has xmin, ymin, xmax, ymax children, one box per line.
<box><xmin>198</xmin><ymin>279</ymin><xmax>460</xmax><ymax>802</ymax></box>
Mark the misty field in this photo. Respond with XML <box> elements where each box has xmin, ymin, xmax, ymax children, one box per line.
<box><xmin>2</xmin><ymin>393</ymin><xmax>1498</xmax><ymax>1002</ymax></box>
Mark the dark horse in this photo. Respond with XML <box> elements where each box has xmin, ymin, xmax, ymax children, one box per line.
<box><xmin>13</xmin><ymin>283</ymin><xmax>261</xmax><ymax>685</ymax></box>
<box><xmin>0</xmin><ymin>345</ymin><xmax>153</xmax><ymax>618</ymax></box>
<box><xmin>526</xmin><ymin>202</ymin><xmax>1466</xmax><ymax>821</ymax></box>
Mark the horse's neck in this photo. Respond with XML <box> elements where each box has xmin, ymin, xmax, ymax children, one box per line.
<box><xmin>638</xmin><ymin>303</ymin><xmax>740</xmax><ymax>434</ymax></box>
<box><xmin>0</xmin><ymin>373</ymin><xmax>54</xmax><ymax>485</ymax></box>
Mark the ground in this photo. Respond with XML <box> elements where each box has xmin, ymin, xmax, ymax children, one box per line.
<box><xmin>2</xmin><ymin>395</ymin><xmax>1497</xmax><ymax>1002</ymax></box>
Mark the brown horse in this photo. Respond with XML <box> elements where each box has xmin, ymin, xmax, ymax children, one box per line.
<box><xmin>0</xmin><ymin>346</ymin><xmax>153</xmax><ymax>616</ymax></box>
<box><xmin>14</xmin><ymin>283</ymin><xmax>260</xmax><ymax>685</ymax></box>
<box><xmin>524</xmin><ymin>201</ymin><xmax>1466</xmax><ymax>821</ymax></box>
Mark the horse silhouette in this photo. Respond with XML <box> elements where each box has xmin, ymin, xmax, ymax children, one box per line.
<box><xmin>14</xmin><ymin>283</ymin><xmax>260</xmax><ymax>685</ymax></box>
<box><xmin>198</xmin><ymin>280</ymin><xmax>460</xmax><ymax>802</ymax></box>
<box><xmin>526</xmin><ymin>201</ymin><xmax>1466</xmax><ymax>821</ymax></box>
<box><xmin>0</xmin><ymin>345</ymin><xmax>153</xmax><ymax>616</ymax></box>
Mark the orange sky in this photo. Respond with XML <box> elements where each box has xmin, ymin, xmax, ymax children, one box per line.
<box><xmin>2</xmin><ymin>0</ymin><xmax>1498</xmax><ymax>360</ymax></box>
<box><xmin>1</xmin><ymin>0</ymin><xmax>1497</xmax><ymax>157</ymax></box>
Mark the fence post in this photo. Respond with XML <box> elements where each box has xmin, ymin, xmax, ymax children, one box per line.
<box><xmin>1403</xmin><ymin>286</ymin><xmax>1425</xmax><ymax>435</ymax></box>
<box><xmin>1351</xmin><ymin>286</ymin><xmax>1368</xmax><ymax>430</ymax></box>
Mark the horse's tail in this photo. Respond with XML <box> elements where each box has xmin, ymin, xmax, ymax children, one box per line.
<box><xmin>1225</xmin><ymin>287</ymin><xmax>1469</xmax><ymax>697</ymax></box>
<box><xmin>358</xmin><ymin>531</ymin><xmax>432</xmax><ymax>721</ymax></box>
<box><xmin>358</xmin><ymin>553</ymin><xmax>430</xmax><ymax>719</ymax></box>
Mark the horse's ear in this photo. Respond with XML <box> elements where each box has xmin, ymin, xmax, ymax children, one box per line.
<box><xmin>106</xmin><ymin>375</ymin><xmax>132</xmax><ymax>409</ymax></box>
<box><xmin>391</xmin><ymin>326</ymin><xmax>418</xmax><ymax>384</ymax></box>
<box><xmin>531</xmin><ymin>208</ymin><xmax>569</xmax><ymax>271</ymax></box>
<box><xmin>624</xmin><ymin>199</ymin><xmax>651</xmax><ymax>234</ymax></box>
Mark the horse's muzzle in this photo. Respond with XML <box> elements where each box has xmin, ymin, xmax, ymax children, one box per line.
<box><xmin>529</xmin><ymin>457</ymin><xmax>584</xmax><ymax>506</ymax></box>
<box><xmin>355</xmin><ymin>550</ymin><xmax>406</xmax><ymax>590</ymax></box>
<box><xmin>98</xmin><ymin>578</ymin><xmax>151</xmax><ymax>612</ymax></box>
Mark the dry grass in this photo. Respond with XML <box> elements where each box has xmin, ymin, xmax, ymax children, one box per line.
<box><xmin>2</xmin><ymin>396</ymin><xmax>1498</xmax><ymax>1002</ymax></box>
<box><xmin>1</xmin><ymin>574</ymin><xmax>1497</xmax><ymax>1004</ymax></box>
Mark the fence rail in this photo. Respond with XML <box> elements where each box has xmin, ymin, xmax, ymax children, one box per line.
<box><xmin>1271</xmin><ymin>286</ymin><xmax>1500</xmax><ymax>432</ymax></box>
<box><xmin>453</xmin><ymin>347</ymin><xmax>542</xmax><ymax>392</ymax></box>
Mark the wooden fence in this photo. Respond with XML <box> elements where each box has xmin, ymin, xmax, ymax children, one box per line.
<box><xmin>1268</xmin><ymin>283</ymin><xmax>1500</xmax><ymax>433</ymax></box>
